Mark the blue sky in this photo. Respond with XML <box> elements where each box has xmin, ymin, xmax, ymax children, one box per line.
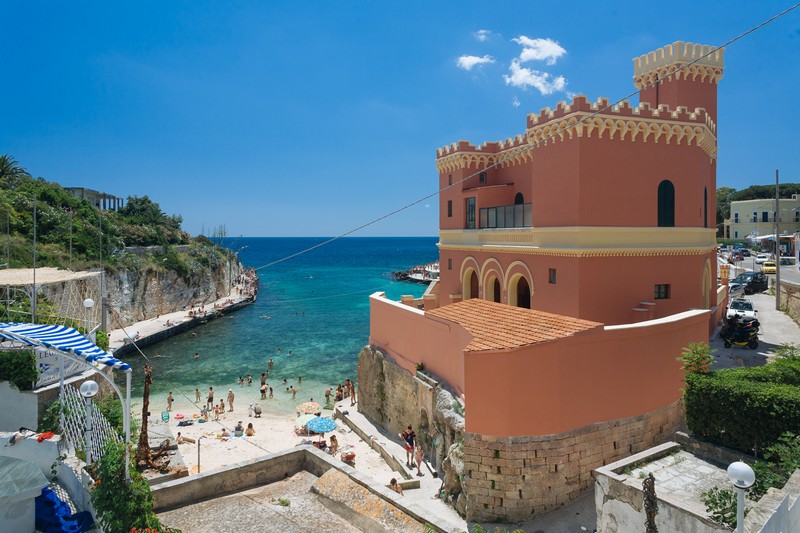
<box><xmin>2</xmin><ymin>1</ymin><xmax>799</xmax><ymax>237</ymax></box>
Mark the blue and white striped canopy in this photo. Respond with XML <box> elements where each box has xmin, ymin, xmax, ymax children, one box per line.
<box><xmin>0</xmin><ymin>322</ymin><xmax>131</xmax><ymax>371</ymax></box>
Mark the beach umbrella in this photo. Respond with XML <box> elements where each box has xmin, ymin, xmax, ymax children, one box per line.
<box><xmin>305</xmin><ymin>416</ymin><xmax>337</xmax><ymax>434</ymax></box>
<box><xmin>296</xmin><ymin>401</ymin><xmax>322</xmax><ymax>414</ymax></box>
<box><xmin>295</xmin><ymin>414</ymin><xmax>315</xmax><ymax>427</ymax></box>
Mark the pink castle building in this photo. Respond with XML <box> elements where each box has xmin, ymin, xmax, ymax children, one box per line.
<box><xmin>360</xmin><ymin>41</ymin><xmax>727</xmax><ymax>522</ymax></box>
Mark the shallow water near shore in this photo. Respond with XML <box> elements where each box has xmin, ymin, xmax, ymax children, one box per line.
<box><xmin>121</xmin><ymin>236</ymin><xmax>436</xmax><ymax>416</ymax></box>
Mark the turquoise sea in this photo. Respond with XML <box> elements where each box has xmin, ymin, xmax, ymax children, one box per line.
<box><xmin>121</xmin><ymin>236</ymin><xmax>437</xmax><ymax>415</ymax></box>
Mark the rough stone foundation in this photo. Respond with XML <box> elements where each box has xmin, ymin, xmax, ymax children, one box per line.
<box><xmin>462</xmin><ymin>399</ymin><xmax>684</xmax><ymax>522</ymax></box>
<box><xmin>358</xmin><ymin>345</ymin><xmax>685</xmax><ymax>523</ymax></box>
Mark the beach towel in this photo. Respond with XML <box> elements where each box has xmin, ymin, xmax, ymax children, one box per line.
<box><xmin>36</xmin><ymin>487</ymin><xmax>94</xmax><ymax>533</ymax></box>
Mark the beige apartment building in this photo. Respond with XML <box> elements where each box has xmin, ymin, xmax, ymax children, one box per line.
<box><xmin>723</xmin><ymin>195</ymin><xmax>800</xmax><ymax>240</ymax></box>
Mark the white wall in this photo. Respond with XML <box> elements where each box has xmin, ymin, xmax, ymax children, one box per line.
<box><xmin>0</xmin><ymin>432</ymin><xmax>61</xmax><ymax>479</ymax></box>
<box><xmin>0</xmin><ymin>382</ymin><xmax>38</xmax><ymax>432</ymax></box>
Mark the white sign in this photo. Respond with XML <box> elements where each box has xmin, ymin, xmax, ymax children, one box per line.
<box><xmin>35</xmin><ymin>348</ymin><xmax>86</xmax><ymax>388</ymax></box>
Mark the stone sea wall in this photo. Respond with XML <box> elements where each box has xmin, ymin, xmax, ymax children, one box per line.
<box><xmin>358</xmin><ymin>344</ymin><xmax>685</xmax><ymax>522</ymax></box>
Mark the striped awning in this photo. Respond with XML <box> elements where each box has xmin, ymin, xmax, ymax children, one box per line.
<box><xmin>0</xmin><ymin>323</ymin><xmax>131</xmax><ymax>371</ymax></box>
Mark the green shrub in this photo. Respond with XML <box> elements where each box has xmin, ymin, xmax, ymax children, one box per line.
<box><xmin>95</xmin><ymin>330</ymin><xmax>109</xmax><ymax>351</ymax></box>
<box><xmin>684</xmin><ymin>358</ymin><xmax>800</xmax><ymax>453</ymax></box>
<box><xmin>700</xmin><ymin>486</ymin><xmax>737</xmax><ymax>527</ymax></box>
<box><xmin>0</xmin><ymin>350</ymin><xmax>38</xmax><ymax>390</ymax></box>
<box><xmin>678</xmin><ymin>342</ymin><xmax>714</xmax><ymax>375</ymax></box>
<box><xmin>90</xmin><ymin>441</ymin><xmax>174</xmax><ymax>533</ymax></box>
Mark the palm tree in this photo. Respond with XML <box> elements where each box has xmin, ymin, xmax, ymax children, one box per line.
<box><xmin>0</xmin><ymin>154</ymin><xmax>31</xmax><ymax>189</ymax></box>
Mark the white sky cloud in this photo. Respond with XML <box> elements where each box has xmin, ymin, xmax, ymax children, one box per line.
<box><xmin>456</xmin><ymin>55</ymin><xmax>496</xmax><ymax>71</ymax></box>
<box><xmin>511</xmin><ymin>36</ymin><xmax>566</xmax><ymax>65</ymax></box>
<box><xmin>503</xmin><ymin>59</ymin><xmax>566</xmax><ymax>95</ymax></box>
<box><xmin>473</xmin><ymin>29</ymin><xmax>491</xmax><ymax>42</ymax></box>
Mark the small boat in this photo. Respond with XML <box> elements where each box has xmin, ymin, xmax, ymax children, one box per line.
<box><xmin>400</xmin><ymin>262</ymin><xmax>440</xmax><ymax>284</ymax></box>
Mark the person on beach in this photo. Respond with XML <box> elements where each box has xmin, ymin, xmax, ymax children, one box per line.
<box><xmin>349</xmin><ymin>380</ymin><xmax>357</xmax><ymax>406</ymax></box>
<box><xmin>335</xmin><ymin>385</ymin><xmax>343</xmax><ymax>402</ymax></box>
<box><xmin>207</xmin><ymin>387</ymin><xmax>214</xmax><ymax>409</ymax></box>
<box><xmin>238</xmin><ymin>376</ymin><xmax>244</xmax><ymax>385</ymax></box>
<box><xmin>194</xmin><ymin>352</ymin><xmax>200</xmax><ymax>359</ymax></box>
<box><xmin>260</xmin><ymin>383</ymin><xmax>267</xmax><ymax>399</ymax></box>
<box><xmin>389</xmin><ymin>478</ymin><xmax>403</xmax><ymax>496</ymax></box>
<box><xmin>246</xmin><ymin>374</ymin><xmax>252</xmax><ymax>384</ymax></box>
<box><xmin>328</xmin><ymin>435</ymin><xmax>339</xmax><ymax>455</ymax></box>
<box><xmin>248</xmin><ymin>403</ymin><xmax>254</xmax><ymax>417</ymax></box>
<box><xmin>166</xmin><ymin>392</ymin><xmax>174</xmax><ymax>411</ymax></box>
<box><xmin>176</xmin><ymin>432</ymin><xmax>187</xmax><ymax>444</ymax></box>
<box><xmin>213</xmin><ymin>405</ymin><xmax>220</xmax><ymax>421</ymax></box>
<box><xmin>344</xmin><ymin>379</ymin><xmax>351</xmax><ymax>398</ymax></box>
<box><xmin>268</xmin><ymin>358</ymin><xmax>274</xmax><ymax>368</ymax></box>
<box><xmin>325</xmin><ymin>387</ymin><xmax>332</xmax><ymax>405</ymax></box>
<box><xmin>260</xmin><ymin>373</ymin><xmax>267</xmax><ymax>386</ymax></box>
<box><xmin>269</xmin><ymin>387</ymin><xmax>274</xmax><ymax>399</ymax></box>
<box><xmin>401</xmin><ymin>425</ymin><xmax>416</xmax><ymax>467</ymax></box>
<box><xmin>227</xmin><ymin>389</ymin><xmax>235</xmax><ymax>411</ymax></box>
<box><xmin>195</xmin><ymin>388</ymin><xmax>201</xmax><ymax>403</ymax></box>
<box><xmin>245</xmin><ymin>422</ymin><xmax>255</xmax><ymax>437</ymax></box>
<box><xmin>415</xmin><ymin>445</ymin><xmax>424</xmax><ymax>477</ymax></box>
<box><xmin>234</xmin><ymin>421</ymin><xmax>244</xmax><ymax>433</ymax></box>
<box><xmin>290</xmin><ymin>386</ymin><xmax>297</xmax><ymax>399</ymax></box>
<box><xmin>298</xmin><ymin>376</ymin><xmax>302</xmax><ymax>383</ymax></box>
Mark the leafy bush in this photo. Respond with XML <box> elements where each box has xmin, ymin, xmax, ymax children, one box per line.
<box><xmin>0</xmin><ymin>350</ymin><xmax>38</xmax><ymax>390</ymax></box>
<box><xmin>700</xmin><ymin>486</ymin><xmax>737</xmax><ymax>527</ymax></box>
<box><xmin>684</xmin><ymin>358</ymin><xmax>800</xmax><ymax>453</ymax></box>
<box><xmin>95</xmin><ymin>330</ymin><xmax>109</xmax><ymax>351</ymax></box>
<box><xmin>90</xmin><ymin>441</ymin><xmax>175</xmax><ymax>533</ymax></box>
<box><xmin>678</xmin><ymin>342</ymin><xmax>714</xmax><ymax>375</ymax></box>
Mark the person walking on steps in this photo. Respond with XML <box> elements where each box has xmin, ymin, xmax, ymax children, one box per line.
<box><xmin>400</xmin><ymin>425</ymin><xmax>416</xmax><ymax>467</ymax></box>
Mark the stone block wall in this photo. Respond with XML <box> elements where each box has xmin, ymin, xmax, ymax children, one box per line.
<box><xmin>461</xmin><ymin>399</ymin><xmax>685</xmax><ymax>522</ymax></box>
<box><xmin>779</xmin><ymin>280</ymin><xmax>800</xmax><ymax>326</ymax></box>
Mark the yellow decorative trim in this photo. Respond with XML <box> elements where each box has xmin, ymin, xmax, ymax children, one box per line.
<box><xmin>634</xmin><ymin>63</ymin><xmax>724</xmax><ymax>89</ymax></box>
<box><xmin>439</xmin><ymin>227</ymin><xmax>716</xmax><ymax>257</ymax></box>
<box><xmin>633</xmin><ymin>41</ymin><xmax>724</xmax><ymax>82</ymax></box>
<box><xmin>525</xmin><ymin>113</ymin><xmax>717</xmax><ymax>160</ymax></box>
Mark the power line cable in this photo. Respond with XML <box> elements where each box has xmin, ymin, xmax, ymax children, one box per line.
<box><xmin>249</xmin><ymin>3</ymin><xmax>800</xmax><ymax>273</ymax></box>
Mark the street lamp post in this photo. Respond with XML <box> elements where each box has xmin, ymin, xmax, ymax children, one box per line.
<box><xmin>83</xmin><ymin>298</ymin><xmax>94</xmax><ymax>342</ymax></box>
<box><xmin>727</xmin><ymin>461</ymin><xmax>756</xmax><ymax>533</ymax></box>
<box><xmin>79</xmin><ymin>380</ymin><xmax>99</xmax><ymax>469</ymax></box>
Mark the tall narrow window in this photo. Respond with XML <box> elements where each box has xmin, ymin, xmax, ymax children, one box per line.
<box><xmin>447</xmin><ymin>200</ymin><xmax>452</xmax><ymax>218</ymax></box>
<box><xmin>734</xmin><ymin>212</ymin><xmax>739</xmax><ymax>223</ymax></box>
<box><xmin>493</xmin><ymin>278</ymin><xmax>501</xmax><ymax>303</ymax></box>
<box><xmin>549</xmin><ymin>268</ymin><xmax>557</xmax><ymax>284</ymax></box>
<box><xmin>479</xmin><ymin>172</ymin><xmax>487</xmax><ymax>184</ymax></box>
<box><xmin>762</xmin><ymin>211</ymin><xmax>769</xmax><ymax>222</ymax></box>
<box><xmin>703</xmin><ymin>187</ymin><xmax>708</xmax><ymax>228</ymax></box>
<box><xmin>514</xmin><ymin>193</ymin><xmax>524</xmax><ymax>205</ymax></box>
<box><xmin>657</xmin><ymin>180</ymin><xmax>675</xmax><ymax>227</ymax></box>
<box><xmin>465</xmin><ymin>197</ymin><xmax>476</xmax><ymax>229</ymax></box>
<box><xmin>448</xmin><ymin>175</ymin><xmax>452</xmax><ymax>185</ymax></box>
<box><xmin>752</xmin><ymin>212</ymin><xmax>757</xmax><ymax>223</ymax></box>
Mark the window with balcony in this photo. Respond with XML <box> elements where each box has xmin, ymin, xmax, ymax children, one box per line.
<box><xmin>479</xmin><ymin>203</ymin><xmax>532</xmax><ymax>228</ymax></box>
<box><xmin>465</xmin><ymin>197</ymin><xmax>476</xmax><ymax>229</ymax></box>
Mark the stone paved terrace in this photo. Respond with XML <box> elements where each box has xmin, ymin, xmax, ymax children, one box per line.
<box><xmin>627</xmin><ymin>450</ymin><xmax>731</xmax><ymax>517</ymax></box>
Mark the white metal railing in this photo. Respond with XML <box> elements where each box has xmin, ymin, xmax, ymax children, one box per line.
<box><xmin>60</xmin><ymin>383</ymin><xmax>120</xmax><ymax>463</ymax></box>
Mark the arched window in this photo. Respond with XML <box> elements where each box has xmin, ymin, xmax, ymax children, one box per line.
<box><xmin>703</xmin><ymin>187</ymin><xmax>708</xmax><ymax>228</ymax></box>
<box><xmin>493</xmin><ymin>278</ymin><xmax>501</xmax><ymax>303</ymax></box>
<box><xmin>514</xmin><ymin>193</ymin><xmax>524</xmax><ymax>205</ymax></box>
<box><xmin>658</xmin><ymin>180</ymin><xmax>675</xmax><ymax>227</ymax></box>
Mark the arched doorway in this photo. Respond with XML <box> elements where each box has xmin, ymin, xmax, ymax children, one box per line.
<box><xmin>508</xmin><ymin>274</ymin><xmax>532</xmax><ymax>309</ymax></box>
<box><xmin>463</xmin><ymin>268</ymin><xmax>479</xmax><ymax>299</ymax></box>
<box><xmin>484</xmin><ymin>274</ymin><xmax>502</xmax><ymax>303</ymax></box>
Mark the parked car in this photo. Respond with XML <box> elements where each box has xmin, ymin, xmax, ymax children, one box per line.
<box><xmin>740</xmin><ymin>249</ymin><xmax>751</xmax><ymax>257</ymax></box>
<box><xmin>762</xmin><ymin>261</ymin><xmax>777</xmax><ymax>274</ymax></box>
<box><xmin>726</xmin><ymin>298</ymin><xmax>758</xmax><ymax>320</ymax></box>
<box><xmin>728</xmin><ymin>282</ymin><xmax>746</xmax><ymax>299</ymax></box>
<box><xmin>755</xmin><ymin>253</ymin><xmax>770</xmax><ymax>264</ymax></box>
<box><xmin>731</xmin><ymin>271</ymin><xmax>769</xmax><ymax>294</ymax></box>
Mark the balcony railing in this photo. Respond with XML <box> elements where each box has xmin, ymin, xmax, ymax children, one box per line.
<box><xmin>479</xmin><ymin>203</ymin><xmax>532</xmax><ymax>229</ymax></box>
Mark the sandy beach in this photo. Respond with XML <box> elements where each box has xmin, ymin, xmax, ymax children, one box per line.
<box><xmin>151</xmin><ymin>395</ymin><xmax>393</xmax><ymax>482</ymax></box>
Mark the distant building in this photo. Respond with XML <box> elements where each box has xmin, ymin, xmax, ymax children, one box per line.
<box><xmin>360</xmin><ymin>41</ymin><xmax>726</xmax><ymax>522</ymax></box>
<box><xmin>723</xmin><ymin>195</ymin><xmax>800</xmax><ymax>240</ymax></box>
<box><xmin>64</xmin><ymin>187</ymin><xmax>124</xmax><ymax>211</ymax></box>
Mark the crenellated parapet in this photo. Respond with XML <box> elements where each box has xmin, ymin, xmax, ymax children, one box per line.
<box><xmin>436</xmin><ymin>135</ymin><xmax>531</xmax><ymax>174</ymax></box>
<box><xmin>436</xmin><ymin>93</ymin><xmax>718</xmax><ymax>173</ymax></box>
<box><xmin>633</xmin><ymin>41</ymin><xmax>724</xmax><ymax>88</ymax></box>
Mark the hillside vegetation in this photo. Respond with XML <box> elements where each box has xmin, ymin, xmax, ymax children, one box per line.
<box><xmin>716</xmin><ymin>184</ymin><xmax>800</xmax><ymax>234</ymax></box>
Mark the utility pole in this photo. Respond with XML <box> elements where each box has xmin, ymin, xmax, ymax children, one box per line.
<box><xmin>775</xmin><ymin>169</ymin><xmax>781</xmax><ymax>311</ymax></box>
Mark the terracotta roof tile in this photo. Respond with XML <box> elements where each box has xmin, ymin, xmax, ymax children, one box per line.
<box><xmin>427</xmin><ymin>299</ymin><xmax>602</xmax><ymax>352</ymax></box>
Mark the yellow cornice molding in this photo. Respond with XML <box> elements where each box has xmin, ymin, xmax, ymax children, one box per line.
<box><xmin>438</xmin><ymin>227</ymin><xmax>716</xmax><ymax>257</ymax></box>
